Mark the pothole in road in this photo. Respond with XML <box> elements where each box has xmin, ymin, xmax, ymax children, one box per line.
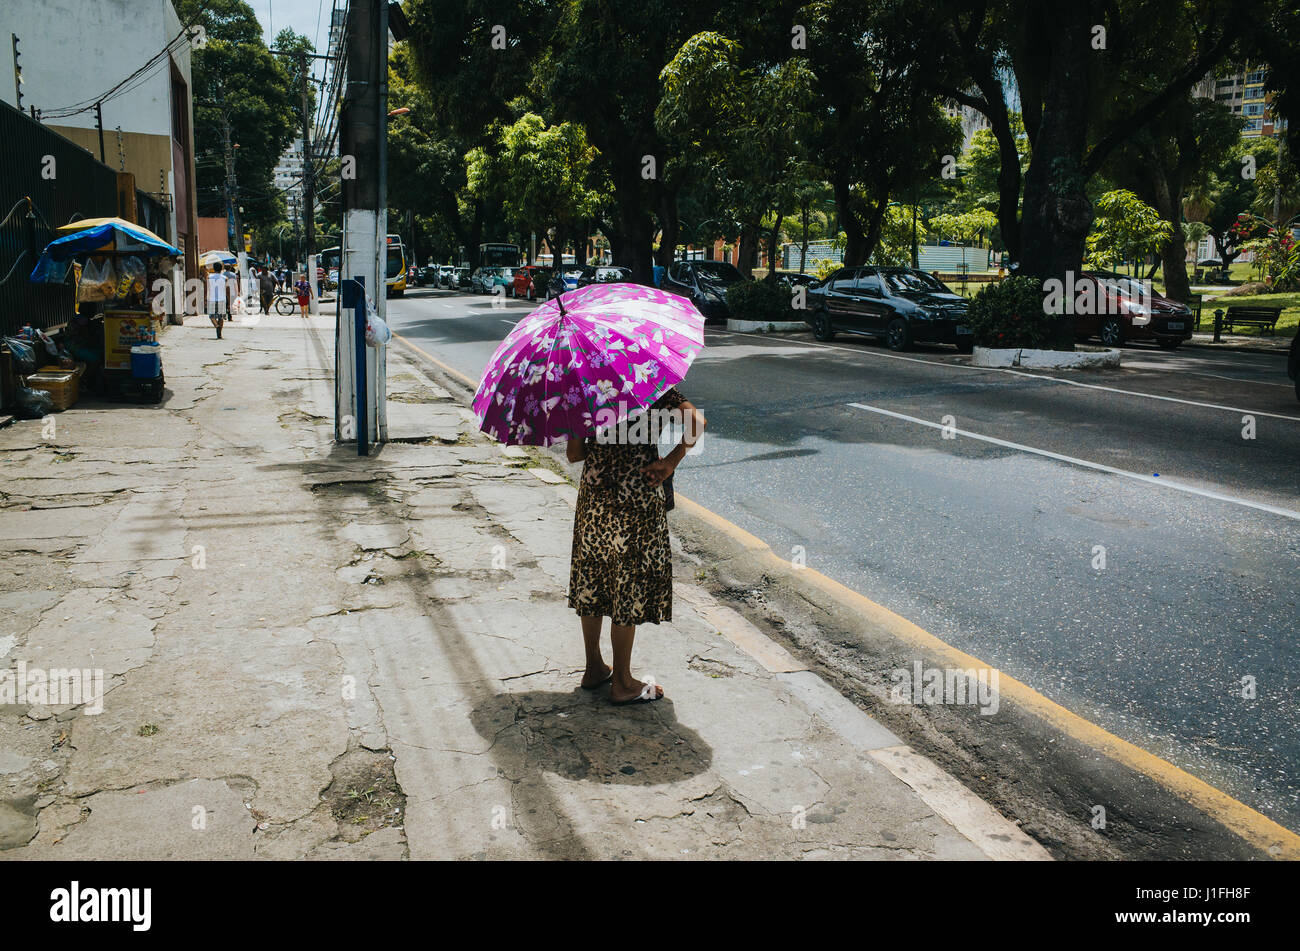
<box><xmin>322</xmin><ymin>748</ymin><xmax>406</xmax><ymax>842</ymax></box>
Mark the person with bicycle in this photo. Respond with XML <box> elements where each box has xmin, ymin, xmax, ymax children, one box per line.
<box><xmin>258</xmin><ymin>268</ymin><xmax>276</xmax><ymax>315</ymax></box>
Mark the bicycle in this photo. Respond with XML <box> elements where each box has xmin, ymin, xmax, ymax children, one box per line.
<box><xmin>271</xmin><ymin>291</ymin><xmax>299</xmax><ymax>315</ymax></box>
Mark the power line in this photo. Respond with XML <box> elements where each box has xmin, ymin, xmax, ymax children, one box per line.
<box><xmin>41</xmin><ymin>12</ymin><xmax>202</xmax><ymax>118</ymax></box>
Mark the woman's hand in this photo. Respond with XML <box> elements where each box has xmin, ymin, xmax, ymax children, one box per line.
<box><xmin>566</xmin><ymin>438</ymin><xmax>587</xmax><ymax>464</ymax></box>
<box><xmin>641</xmin><ymin>458</ymin><xmax>675</xmax><ymax>488</ymax></box>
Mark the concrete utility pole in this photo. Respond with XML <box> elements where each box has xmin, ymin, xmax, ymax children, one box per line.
<box><xmin>95</xmin><ymin>102</ymin><xmax>106</xmax><ymax>162</ymax></box>
<box><xmin>11</xmin><ymin>34</ymin><xmax>23</xmax><ymax>112</ymax></box>
<box><xmin>219</xmin><ymin>107</ymin><xmax>243</xmax><ymax>253</ymax></box>
<box><xmin>337</xmin><ymin>0</ymin><xmax>389</xmax><ymax>447</ymax></box>
<box><xmin>299</xmin><ymin>51</ymin><xmax>319</xmax><ymax>315</ymax></box>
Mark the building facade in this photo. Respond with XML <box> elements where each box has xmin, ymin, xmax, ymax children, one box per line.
<box><xmin>1193</xmin><ymin>65</ymin><xmax>1285</xmax><ymax>138</ymax></box>
<box><xmin>0</xmin><ymin>0</ymin><xmax>200</xmax><ymax>279</ymax></box>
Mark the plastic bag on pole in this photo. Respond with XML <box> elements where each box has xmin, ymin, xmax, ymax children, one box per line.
<box><xmin>364</xmin><ymin>296</ymin><xmax>391</xmax><ymax>348</ymax></box>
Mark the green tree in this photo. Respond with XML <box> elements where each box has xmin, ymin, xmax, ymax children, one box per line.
<box><xmin>1189</xmin><ymin>137</ymin><xmax>1280</xmax><ymax>271</ymax></box>
<box><xmin>177</xmin><ymin>0</ymin><xmax>304</xmax><ymax>247</ymax></box>
<box><xmin>1085</xmin><ymin>190</ymin><xmax>1174</xmax><ymax>272</ymax></box>
<box><xmin>658</xmin><ymin>31</ymin><xmax>817</xmax><ymax>278</ymax></box>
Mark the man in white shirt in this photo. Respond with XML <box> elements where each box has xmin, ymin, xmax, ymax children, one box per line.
<box><xmin>207</xmin><ymin>262</ymin><xmax>227</xmax><ymax>339</ymax></box>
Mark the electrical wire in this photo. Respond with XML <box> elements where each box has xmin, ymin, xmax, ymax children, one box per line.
<box><xmin>40</xmin><ymin>14</ymin><xmax>201</xmax><ymax>118</ymax></box>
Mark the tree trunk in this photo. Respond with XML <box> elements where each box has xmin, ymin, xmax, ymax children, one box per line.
<box><xmin>1158</xmin><ymin>194</ymin><xmax>1189</xmax><ymax>304</ymax></box>
<box><xmin>833</xmin><ymin>176</ymin><xmax>868</xmax><ymax>266</ymax></box>
<box><xmin>766</xmin><ymin>206</ymin><xmax>784</xmax><ymax>280</ymax></box>
<box><xmin>800</xmin><ymin>201</ymin><xmax>809</xmax><ymax>272</ymax></box>
<box><xmin>1017</xmin><ymin>11</ymin><xmax>1094</xmax><ymax>349</ymax></box>
<box><xmin>550</xmin><ymin>227</ymin><xmax>565</xmax><ymax>270</ymax></box>
<box><xmin>860</xmin><ymin>196</ymin><xmax>889</xmax><ymax>264</ymax></box>
<box><xmin>655</xmin><ymin>186</ymin><xmax>679</xmax><ymax>270</ymax></box>
<box><xmin>467</xmin><ymin>200</ymin><xmax>484</xmax><ymax>268</ymax></box>
<box><xmin>736</xmin><ymin>219</ymin><xmax>761</xmax><ymax>278</ymax></box>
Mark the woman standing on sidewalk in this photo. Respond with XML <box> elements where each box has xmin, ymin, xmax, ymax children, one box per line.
<box><xmin>566</xmin><ymin>390</ymin><xmax>706</xmax><ymax>704</ymax></box>
<box><xmin>294</xmin><ymin>273</ymin><xmax>312</xmax><ymax>317</ymax></box>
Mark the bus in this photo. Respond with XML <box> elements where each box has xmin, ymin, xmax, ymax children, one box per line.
<box><xmin>385</xmin><ymin>235</ymin><xmax>407</xmax><ymax>297</ymax></box>
<box><xmin>479</xmin><ymin>243</ymin><xmax>521</xmax><ymax>269</ymax></box>
<box><xmin>318</xmin><ymin>246</ymin><xmax>341</xmax><ymax>293</ymax></box>
<box><xmin>315</xmin><ymin>238</ymin><xmax>406</xmax><ymax>297</ymax></box>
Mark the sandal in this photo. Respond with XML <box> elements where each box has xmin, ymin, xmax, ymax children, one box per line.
<box><xmin>580</xmin><ymin>669</ymin><xmax>613</xmax><ymax>691</ymax></box>
<box><xmin>611</xmin><ymin>680</ymin><xmax>663</xmax><ymax>705</ymax></box>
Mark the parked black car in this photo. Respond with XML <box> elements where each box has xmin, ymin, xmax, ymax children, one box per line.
<box><xmin>575</xmin><ymin>265</ymin><xmax>632</xmax><ymax>288</ymax></box>
<box><xmin>807</xmin><ymin>266</ymin><xmax>975</xmax><ymax>352</ymax></box>
<box><xmin>661</xmin><ymin>260</ymin><xmax>745</xmax><ymax>322</ymax></box>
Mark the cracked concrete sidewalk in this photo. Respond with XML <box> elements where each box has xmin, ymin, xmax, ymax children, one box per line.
<box><xmin>0</xmin><ymin>314</ymin><xmax>1046</xmax><ymax>860</ymax></box>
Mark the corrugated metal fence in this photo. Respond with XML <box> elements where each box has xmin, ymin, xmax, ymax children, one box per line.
<box><xmin>0</xmin><ymin>102</ymin><xmax>118</xmax><ymax>336</ymax></box>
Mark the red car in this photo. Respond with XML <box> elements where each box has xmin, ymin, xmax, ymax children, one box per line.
<box><xmin>511</xmin><ymin>265</ymin><xmax>554</xmax><ymax>301</ymax></box>
<box><xmin>1074</xmin><ymin>271</ymin><xmax>1195</xmax><ymax>350</ymax></box>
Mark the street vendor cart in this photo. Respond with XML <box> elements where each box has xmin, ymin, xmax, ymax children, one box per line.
<box><xmin>29</xmin><ymin>217</ymin><xmax>181</xmax><ymax>404</ymax></box>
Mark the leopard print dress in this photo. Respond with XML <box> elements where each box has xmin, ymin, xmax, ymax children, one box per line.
<box><xmin>568</xmin><ymin>388</ymin><xmax>687</xmax><ymax>626</ymax></box>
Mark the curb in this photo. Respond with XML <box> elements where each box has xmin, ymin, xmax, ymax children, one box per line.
<box><xmin>725</xmin><ymin>318</ymin><xmax>808</xmax><ymax>333</ymax></box>
<box><xmin>972</xmin><ymin>346</ymin><xmax>1121</xmax><ymax>369</ymax></box>
<box><xmin>1183</xmin><ymin>338</ymin><xmax>1293</xmax><ymax>357</ymax></box>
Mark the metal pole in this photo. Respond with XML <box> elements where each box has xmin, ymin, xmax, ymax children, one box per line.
<box><xmin>354</xmin><ymin>275</ymin><xmax>368</xmax><ymax>455</ymax></box>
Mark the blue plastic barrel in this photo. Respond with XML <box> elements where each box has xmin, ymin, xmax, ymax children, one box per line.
<box><xmin>130</xmin><ymin>344</ymin><xmax>161</xmax><ymax>379</ymax></box>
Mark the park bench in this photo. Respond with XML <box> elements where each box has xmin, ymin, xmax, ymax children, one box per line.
<box><xmin>1187</xmin><ymin>293</ymin><xmax>1203</xmax><ymax>330</ymax></box>
<box><xmin>1220</xmin><ymin>305</ymin><xmax>1283</xmax><ymax>335</ymax></box>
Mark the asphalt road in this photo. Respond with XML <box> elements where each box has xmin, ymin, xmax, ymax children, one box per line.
<box><xmin>385</xmin><ymin>284</ymin><xmax>1300</xmax><ymax>834</ymax></box>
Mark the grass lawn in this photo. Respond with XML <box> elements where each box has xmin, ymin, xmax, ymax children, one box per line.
<box><xmin>1193</xmin><ymin>291</ymin><xmax>1300</xmax><ymax>338</ymax></box>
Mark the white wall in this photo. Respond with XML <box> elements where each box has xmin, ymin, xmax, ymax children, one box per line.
<box><xmin>0</xmin><ymin>0</ymin><xmax>183</xmax><ymax>138</ymax></box>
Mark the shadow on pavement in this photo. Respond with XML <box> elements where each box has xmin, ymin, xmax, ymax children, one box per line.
<box><xmin>469</xmin><ymin>689</ymin><xmax>712</xmax><ymax>786</ymax></box>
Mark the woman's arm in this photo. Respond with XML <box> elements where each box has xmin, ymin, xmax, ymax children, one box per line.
<box><xmin>643</xmin><ymin>399</ymin><xmax>705</xmax><ymax>486</ymax></box>
<box><xmin>566</xmin><ymin>438</ymin><xmax>588</xmax><ymax>464</ymax></box>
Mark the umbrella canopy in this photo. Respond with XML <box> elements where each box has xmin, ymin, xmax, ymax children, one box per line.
<box><xmin>200</xmin><ymin>250</ymin><xmax>238</xmax><ymax>267</ymax></box>
<box><xmin>473</xmin><ymin>283</ymin><xmax>704</xmax><ymax>446</ymax></box>
<box><xmin>29</xmin><ymin>219</ymin><xmax>181</xmax><ymax>283</ymax></box>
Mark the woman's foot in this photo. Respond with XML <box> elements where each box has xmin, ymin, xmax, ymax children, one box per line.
<box><xmin>580</xmin><ymin>662</ymin><xmax>612</xmax><ymax>690</ymax></box>
<box><xmin>611</xmin><ymin>676</ymin><xmax>663</xmax><ymax>705</ymax></box>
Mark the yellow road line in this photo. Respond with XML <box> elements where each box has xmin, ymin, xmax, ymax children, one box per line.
<box><xmin>675</xmin><ymin>494</ymin><xmax>1300</xmax><ymax>860</ymax></box>
<box><xmin>393</xmin><ymin>333</ymin><xmax>476</xmax><ymax>387</ymax></box>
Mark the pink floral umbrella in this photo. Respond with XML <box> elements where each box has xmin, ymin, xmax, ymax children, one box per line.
<box><xmin>473</xmin><ymin>283</ymin><xmax>705</xmax><ymax>446</ymax></box>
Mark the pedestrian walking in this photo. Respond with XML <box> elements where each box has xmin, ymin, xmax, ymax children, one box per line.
<box><xmin>471</xmin><ymin>284</ymin><xmax>707</xmax><ymax>705</ymax></box>
<box><xmin>258</xmin><ymin>268</ymin><xmax>276</xmax><ymax>315</ymax></box>
<box><xmin>294</xmin><ymin>274</ymin><xmax>312</xmax><ymax>317</ymax></box>
<box><xmin>207</xmin><ymin>262</ymin><xmax>227</xmax><ymax>338</ymax></box>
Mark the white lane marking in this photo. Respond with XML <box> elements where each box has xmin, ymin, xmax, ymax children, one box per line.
<box><xmin>846</xmin><ymin>401</ymin><xmax>1300</xmax><ymax>522</ymax></box>
<box><xmin>998</xmin><ymin>368</ymin><xmax>1300</xmax><ymax>422</ymax></box>
<box><xmin>1171</xmin><ymin>370</ymin><xmax>1292</xmax><ymax>388</ymax></box>
<box><xmin>716</xmin><ymin>328</ymin><xmax>1300</xmax><ymax>422</ymax></box>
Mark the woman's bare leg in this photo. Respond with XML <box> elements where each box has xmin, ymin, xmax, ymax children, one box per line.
<box><xmin>610</xmin><ymin>623</ymin><xmax>663</xmax><ymax>702</ymax></box>
<box><xmin>580</xmin><ymin>615</ymin><xmax>610</xmax><ymax>687</ymax></box>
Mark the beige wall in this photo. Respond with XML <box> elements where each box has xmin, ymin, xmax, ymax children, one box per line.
<box><xmin>47</xmin><ymin>126</ymin><xmax>174</xmax><ymax>198</ymax></box>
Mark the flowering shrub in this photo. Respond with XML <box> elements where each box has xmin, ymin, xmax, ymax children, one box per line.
<box><xmin>1242</xmin><ymin>228</ymin><xmax>1299</xmax><ymax>291</ymax></box>
<box><xmin>966</xmin><ymin>276</ymin><xmax>1055</xmax><ymax>349</ymax></box>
